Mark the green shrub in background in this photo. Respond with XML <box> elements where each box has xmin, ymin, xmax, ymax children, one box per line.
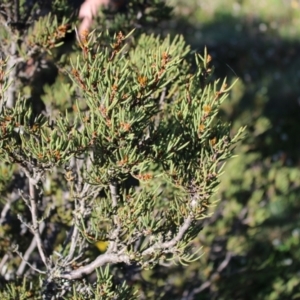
<box><xmin>0</xmin><ymin>1</ymin><xmax>244</xmax><ymax>298</ymax></box>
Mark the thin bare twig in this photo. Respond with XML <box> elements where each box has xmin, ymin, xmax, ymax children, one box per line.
<box><xmin>182</xmin><ymin>252</ymin><xmax>233</xmax><ymax>299</ymax></box>
<box><xmin>17</xmin><ymin>221</ymin><xmax>46</xmax><ymax>276</ymax></box>
<box><xmin>4</xmin><ymin>40</ymin><xmax>18</xmax><ymax>108</ymax></box>
<box><xmin>64</xmin><ymin>225</ymin><xmax>78</xmax><ymax>262</ymax></box>
<box><xmin>142</xmin><ymin>216</ymin><xmax>193</xmax><ymax>256</ymax></box>
<box><xmin>14</xmin><ymin>249</ymin><xmax>46</xmax><ymax>275</ymax></box>
<box><xmin>28</xmin><ymin>177</ymin><xmax>48</xmax><ymax>268</ymax></box>
<box><xmin>65</xmin><ymin>198</ymin><xmax>83</xmax><ymax>262</ymax></box>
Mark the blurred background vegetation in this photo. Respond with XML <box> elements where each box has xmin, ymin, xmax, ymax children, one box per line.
<box><xmin>164</xmin><ymin>0</ymin><xmax>300</xmax><ymax>299</ymax></box>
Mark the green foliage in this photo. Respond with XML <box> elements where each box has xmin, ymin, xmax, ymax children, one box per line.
<box><xmin>0</xmin><ymin>278</ymin><xmax>39</xmax><ymax>300</ymax></box>
<box><xmin>0</xmin><ymin>0</ymin><xmax>244</xmax><ymax>298</ymax></box>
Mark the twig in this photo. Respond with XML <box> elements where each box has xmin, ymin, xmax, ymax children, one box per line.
<box><xmin>14</xmin><ymin>249</ymin><xmax>46</xmax><ymax>275</ymax></box>
<box><xmin>61</xmin><ymin>186</ymin><xmax>80</xmax><ymax>260</ymax></box>
<box><xmin>107</xmin><ymin>181</ymin><xmax>121</xmax><ymax>253</ymax></box>
<box><xmin>66</xmin><ymin>223</ymin><xmax>79</xmax><ymax>262</ymax></box>
<box><xmin>217</xmin><ymin>251</ymin><xmax>232</xmax><ymax>273</ymax></box>
<box><xmin>28</xmin><ymin>177</ymin><xmax>48</xmax><ymax>268</ymax></box>
<box><xmin>0</xmin><ymin>192</ymin><xmax>19</xmax><ymax>224</ymax></box>
<box><xmin>142</xmin><ymin>216</ymin><xmax>192</xmax><ymax>256</ymax></box>
<box><xmin>183</xmin><ymin>252</ymin><xmax>233</xmax><ymax>299</ymax></box>
<box><xmin>16</xmin><ymin>221</ymin><xmax>46</xmax><ymax>276</ymax></box>
<box><xmin>4</xmin><ymin>40</ymin><xmax>18</xmax><ymax>108</ymax></box>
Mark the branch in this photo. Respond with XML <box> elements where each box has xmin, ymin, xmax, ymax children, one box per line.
<box><xmin>142</xmin><ymin>216</ymin><xmax>193</xmax><ymax>256</ymax></box>
<box><xmin>59</xmin><ymin>253</ymin><xmax>130</xmax><ymax>280</ymax></box>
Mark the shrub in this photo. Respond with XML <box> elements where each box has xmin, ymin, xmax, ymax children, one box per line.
<box><xmin>0</xmin><ymin>1</ymin><xmax>244</xmax><ymax>298</ymax></box>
